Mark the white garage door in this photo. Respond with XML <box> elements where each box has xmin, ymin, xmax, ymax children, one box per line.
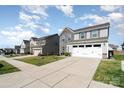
<box><xmin>72</xmin><ymin>44</ymin><xmax>102</xmax><ymax>58</ymax></box>
<box><xmin>33</xmin><ymin>49</ymin><xmax>42</xmax><ymax>56</ymax></box>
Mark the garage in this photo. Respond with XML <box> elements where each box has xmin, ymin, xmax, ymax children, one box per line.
<box><xmin>33</xmin><ymin>48</ymin><xmax>42</xmax><ymax>56</ymax></box>
<box><xmin>71</xmin><ymin>44</ymin><xmax>102</xmax><ymax>58</ymax></box>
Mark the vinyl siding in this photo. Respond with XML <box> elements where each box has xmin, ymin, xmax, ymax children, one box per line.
<box><xmin>74</xmin><ymin>34</ymin><xmax>79</xmax><ymax>40</ymax></box>
<box><xmin>100</xmin><ymin>29</ymin><xmax>108</xmax><ymax>37</ymax></box>
<box><xmin>86</xmin><ymin>32</ymin><xmax>90</xmax><ymax>39</ymax></box>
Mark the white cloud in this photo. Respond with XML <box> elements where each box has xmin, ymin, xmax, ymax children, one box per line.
<box><xmin>57</xmin><ymin>28</ymin><xmax>63</xmax><ymax>35</ymax></box>
<box><xmin>0</xmin><ymin>30</ymin><xmax>36</xmax><ymax>47</ymax></box>
<box><xmin>21</xmin><ymin>5</ymin><xmax>48</xmax><ymax>18</ymax></box>
<box><xmin>78</xmin><ymin>14</ymin><xmax>110</xmax><ymax>24</ymax></box>
<box><xmin>14</xmin><ymin>25</ymin><xmax>23</xmax><ymax>31</ymax></box>
<box><xmin>40</xmin><ymin>27</ymin><xmax>50</xmax><ymax>33</ymax></box>
<box><xmin>19</xmin><ymin>11</ymin><xmax>41</xmax><ymax>23</ymax></box>
<box><xmin>100</xmin><ymin>5</ymin><xmax>121</xmax><ymax>12</ymax></box>
<box><xmin>19</xmin><ymin>12</ymin><xmax>33</xmax><ymax>22</ymax></box>
<box><xmin>23</xmin><ymin>22</ymin><xmax>38</xmax><ymax>30</ymax></box>
<box><xmin>116</xmin><ymin>23</ymin><xmax>124</xmax><ymax>36</ymax></box>
<box><xmin>0</xmin><ymin>6</ymin><xmax>50</xmax><ymax>48</ymax></box>
<box><xmin>19</xmin><ymin>8</ymin><xmax>50</xmax><ymax>33</ymax></box>
<box><xmin>45</xmin><ymin>22</ymin><xmax>50</xmax><ymax>27</ymax></box>
<box><xmin>56</xmin><ymin>5</ymin><xmax>74</xmax><ymax>17</ymax></box>
<box><xmin>117</xmin><ymin>23</ymin><xmax>124</xmax><ymax>30</ymax></box>
<box><xmin>32</xmin><ymin>15</ymin><xmax>41</xmax><ymax>21</ymax></box>
<box><xmin>108</xmin><ymin>12</ymin><xmax>124</xmax><ymax>21</ymax></box>
<box><xmin>58</xmin><ymin>28</ymin><xmax>63</xmax><ymax>32</ymax></box>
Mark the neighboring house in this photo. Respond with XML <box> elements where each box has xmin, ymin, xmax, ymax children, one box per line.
<box><xmin>0</xmin><ymin>49</ymin><xmax>5</xmax><ymax>55</ymax></box>
<box><xmin>20</xmin><ymin>40</ymin><xmax>30</xmax><ymax>54</ymax></box>
<box><xmin>122</xmin><ymin>42</ymin><xmax>124</xmax><ymax>50</ymax></box>
<box><xmin>59</xmin><ymin>28</ymin><xmax>74</xmax><ymax>55</ymax></box>
<box><xmin>108</xmin><ymin>44</ymin><xmax>118</xmax><ymax>59</ymax></box>
<box><xmin>15</xmin><ymin>45</ymin><xmax>21</xmax><ymax>54</ymax></box>
<box><xmin>30</xmin><ymin>34</ymin><xmax>59</xmax><ymax>56</ymax></box>
<box><xmin>60</xmin><ymin>22</ymin><xmax>110</xmax><ymax>58</ymax></box>
<box><xmin>109</xmin><ymin>44</ymin><xmax>119</xmax><ymax>51</ymax></box>
<box><xmin>30</xmin><ymin>37</ymin><xmax>38</xmax><ymax>54</ymax></box>
<box><xmin>3</xmin><ymin>48</ymin><xmax>15</xmax><ymax>55</ymax></box>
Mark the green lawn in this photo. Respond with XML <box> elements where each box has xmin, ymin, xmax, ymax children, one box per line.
<box><xmin>16</xmin><ymin>56</ymin><xmax>65</xmax><ymax>66</ymax></box>
<box><xmin>0</xmin><ymin>60</ymin><xmax>20</xmax><ymax>75</ymax></box>
<box><xmin>93</xmin><ymin>60</ymin><xmax>124</xmax><ymax>87</ymax></box>
<box><xmin>113</xmin><ymin>55</ymin><xmax>124</xmax><ymax>60</ymax></box>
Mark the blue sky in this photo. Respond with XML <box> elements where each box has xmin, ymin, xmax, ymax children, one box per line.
<box><xmin>0</xmin><ymin>5</ymin><xmax>124</xmax><ymax>48</ymax></box>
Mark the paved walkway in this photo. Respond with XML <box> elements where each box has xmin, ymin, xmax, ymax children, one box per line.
<box><xmin>89</xmin><ymin>80</ymin><xmax>118</xmax><ymax>88</ymax></box>
<box><xmin>0</xmin><ymin>55</ymin><xmax>117</xmax><ymax>88</ymax></box>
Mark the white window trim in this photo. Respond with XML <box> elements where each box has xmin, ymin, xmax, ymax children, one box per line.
<box><xmin>91</xmin><ymin>30</ymin><xmax>99</xmax><ymax>38</ymax></box>
<box><xmin>80</xmin><ymin>32</ymin><xmax>85</xmax><ymax>39</ymax></box>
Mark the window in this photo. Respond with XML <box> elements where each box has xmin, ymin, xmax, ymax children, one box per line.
<box><xmin>62</xmin><ymin>38</ymin><xmax>64</xmax><ymax>42</ymax></box>
<box><xmin>80</xmin><ymin>32</ymin><xmax>85</xmax><ymax>39</ymax></box>
<box><xmin>93</xmin><ymin>44</ymin><xmax>101</xmax><ymax>47</ymax></box>
<box><xmin>61</xmin><ymin>36</ymin><xmax>65</xmax><ymax>42</ymax></box>
<box><xmin>67</xmin><ymin>46</ymin><xmax>69</xmax><ymax>52</ymax></box>
<box><xmin>62</xmin><ymin>47</ymin><xmax>64</xmax><ymax>50</ymax></box>
<box><xmin>68</xmin><ymin>34</ymin><xmax>72</xmax><ymax>41</ymax></box>
<box><xmin>55</xmin><ymin>42</ymin><xmax>58</xmax><ymax>45</ymax></box>
<box><xmin>73</xmin><ymin>45</ymin><xmax>78</xmax><ymax>48</ymax></box>
<box><xmin>68</xmin><ymin>38</ymin><xmax>71</xmax><ymax>41</ymax></box>
<box><xmin>79</xmin><ymin>45</ymin><xmax>84</xmax><ymax>47</ymax></box>
<box><xmin>86</xmin><ymin>45</ymin><xmax>92</xmax><ymax>47</ymax></box>
<box><xmin>91</xmin><ymin>30</ymin><xmax>99</xmax><ymax>38</ymax></box>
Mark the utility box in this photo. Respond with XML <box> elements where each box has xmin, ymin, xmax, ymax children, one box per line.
<box><xmin>121</xmin><ymin>61</ymin><xmax>124</xmax><ymax>71</ymax></box>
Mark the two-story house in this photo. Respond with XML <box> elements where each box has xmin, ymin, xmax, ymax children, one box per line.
<box><xmin>20</xmin><ymin>40</ymin><xmax>30</xmax><ymax>54</ymax></box>
<box><xmin>30</xmin><ymin>34</ymin><xmax>59</xmax><ymax>56</ymax></box>
<box><xmin>59</xmin><ymin>28</ymin><xmax>74</xmax><ymax>55</ymax></box>
<box><xmin>60</xmin><ymin>23</ymin><xmax>110</xmax><ymax>58</ymax></box>
<box><xmin>30</xmin><ymin>37</ymin><xmax>38</xmax><ymax>54</ymax></box>
<box><xmin>15</xmin><ymin>45</ymin><xmax>21</xmax><ymax>54</ymax></box>
<box><xmin>0</xmin><ymin>49</ymin><xmax>5</xmax><ymax>55</ymax></box>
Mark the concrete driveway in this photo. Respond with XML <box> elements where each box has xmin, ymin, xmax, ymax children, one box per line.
<box><xmin>0</xmin><ymin>56</ymin><xmax>101</xmax><ymax>88</ymax></box>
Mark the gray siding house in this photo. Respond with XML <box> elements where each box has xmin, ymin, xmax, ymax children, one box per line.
<box><xmin>60</xmin><ymin>23</ymin><xmax>110</xmax><ymax>58</ymax></box>
<box><xmin>59</xmin><ymin>28</ymin><xmax>74</xmax><ymax>55</ymax></box>
<box><xmin>20</xmin><ymin>40</ymin><xmax>30</xmax><ymax>54</ymax></box>
<box><xmin>0</xmin><ymin>49</ymin><xmax>5</xmax><ymax>55</ymax></box>
<box><xmin>30</xmin><ymin>34</ymin><xmax>59</xmax><ymax>56</ymax></box>
<box><xmin>15</xmin><ymin>45</ymin><xmax>21</xmax><ymax>54</ymax></box>
<box><xmin>30</xmin><ymin>37</ymin><xmax>38</xmax><ymax>54</ymax></box>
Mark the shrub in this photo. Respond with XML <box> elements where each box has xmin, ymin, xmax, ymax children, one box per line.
<box><xmin>38</xmin><ymin>53</ymin><xmax>44</xmax><ymax>56</ymax></box>
<box><xmin>41</xmin><ymin>56</ymin><xmax>45</xmax><ymax>59</ymax></box>
<box><xmin>10</xmin><ymin>54</ymin><xmax>13</xmax><ymax>56</ymax></box>
<box><xmin>64</xmin><ymin>52</ymin><xmax>71</xmax><ymax>56</ymax></box>
<box><xmin>0</xmin><ymin>63</ymin><xmax>4</xmax><ymax>68</ymax></box>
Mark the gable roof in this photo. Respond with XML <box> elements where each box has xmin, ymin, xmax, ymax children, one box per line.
<box><xmin>23</xmin><ymin>40</ymin><xmax>30</xmax><ymax>44</ymax></box>
<box><xmin>60</xmin><ymin>22</ymin><xmax>110</xmax><ymax>35</ymax></box>
<box><xmin>39</xmin><ymin>34</ymin><xmax>58</xmax><ymax>40</ymax></box>
<box><xmin>59</xmin><ymin>27</ymin><xmax>74</xmax><ymax>36</ymax></box>
<box><xmin>30</xmin><ymin>37</ymin><xmax>38</xmax><ymax>41</ymax></box>
<box><xmin>122</xmin><ymin>42</ymin><xmax>124</xmax><ymax>46</ymax></box>
<box><xmin>73</xmin><ymin>22</ymin><xmax>110</xmax><ymax>33</ymax></box>
<box><xmin>15</xmin><ymin>45</ymin><xmax>21</xmax><ymax>49</ymax></box>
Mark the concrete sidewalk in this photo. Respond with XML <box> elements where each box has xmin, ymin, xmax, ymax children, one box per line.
<box><xmin>89</xmin><ymin>80</ymin><xmax>118</xmax><ymax>88</ymax></box>
<box><xmin>0</xmin><ymin>55</ymin><xmax>38</xmax><ymax>71</ymax></box>
<box><xmin>0</xmin><ymin>55</ymin><xmax>116</xmax><ymax>88</ymax></box>
<box><xmin>9</xmin><ymin>55</ymin><xmax>35</xmax><ymax>59</ymax></box>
